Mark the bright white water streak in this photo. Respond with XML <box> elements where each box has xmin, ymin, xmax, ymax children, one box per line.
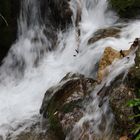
<box><xmin>0</xmin><ymin>0</ymin><xmax>140</xmax><ymax>139</ymax></box>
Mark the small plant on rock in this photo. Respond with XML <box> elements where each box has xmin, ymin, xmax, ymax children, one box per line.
<box><xmin>128</xmin><ymin>90</ymin><xmax>140</xmax><ymax>140</ymax></box>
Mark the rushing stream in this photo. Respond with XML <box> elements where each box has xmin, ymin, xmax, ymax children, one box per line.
<box><xmin>0</xmin><ymin>0</ymin><xmax>140</xmax><ymax>139</ymax></box>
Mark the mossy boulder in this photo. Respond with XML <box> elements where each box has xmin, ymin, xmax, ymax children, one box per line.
<box><xmin>40</xmin><ymin>73</ymin><xmax>97</xmax><ymax>140</ymax></box>
<box><xmin>109</xmin><ymin>0</ymin><xmax>140</xmax><ymax>18</ymax></box>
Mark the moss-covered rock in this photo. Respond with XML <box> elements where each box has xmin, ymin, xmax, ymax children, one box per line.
<box><xmin>40</xmin><ymin>73</ymin><xmax>97</xmax><ymax>139</ymax></box>
<box><xmin>109</xmin><ymin>0</ymin><xmax>140</xmax><ymax>18</ymax></box>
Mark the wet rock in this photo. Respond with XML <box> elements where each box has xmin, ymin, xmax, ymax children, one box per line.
<box><xmin>13</xmin><ymin>131</ymin><xmax>58</xmax><ymax>140</ymax></box>
<box><xmin>11</xmin><ymin>132</ymin><xmax>49</xmax><ymax>140</ymax></box>
<box><xmin>130</xmin><ymin>40</ymin><xmax>140</xmax><ymax>82</ymax></box>
<box><xmin>39</xmin><ymin>39</ymin><xmax>140</xmax><ymax>139</ymax></box>
<box><xmin>97</xmin><ymin>47</ymin><xmax>130</xmax><ymax>82</ymax></box>
<box><xmin>0</xmin><ymin>136</ymin><xmax>3</xmax><ymax>140</ymax></box>
<box><xmin>95</xmin><ymin>39</ymin><xmax>140</xmax><ymax>138</ymax></box>
<box><xmin>16</xmin><ymin>38</ymin><xmax>139</xmax><ymax>140</ymax></box>
<box><xmin>98</xmin><ymin>38</ymin><xmax>140</xmax><ymax>83</ymax></box>
<box><xmin>40</xmin><ymin>73</ymin><xmax>97</xmax><ymax>139</ymax></box>
<box><xmin>88</xmin><ymin>26</ymin><xmax>121</xmax><ymax>44</ymax></box>
<box><xmin>109</xmin><ymin>80</ymin><xmax>136</xmax><ymax>137</ymax></box>
<box><xmin>105</xmin><ymin>38</ymin><xmax>140</xmax><ymax>138</ymax></box>
<box><xmin>6</xmin><ymin>119</ymin><xmax>58</xmax><ymax>140</ymax></box>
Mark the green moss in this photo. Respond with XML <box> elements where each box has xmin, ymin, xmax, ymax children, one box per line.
<box><xmin>46</xmin><ymin>96</ymin><xmax>84</xmax><ymax>139</ymax></box>
<box><xmin>109</xmin><ymin>0</ymin><xmax>140</xmax><ymax>18</ymax></box>
<box><xmin>49</xmin><ymin>116</ymin><xmax>59</xmax><ymax>130</ymax></box>
<box><xmin>48</xmin><ymin>112</ymin><xmax>65</xmax><ymax>140</ymax></box>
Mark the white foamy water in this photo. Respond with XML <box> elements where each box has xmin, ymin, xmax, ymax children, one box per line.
<box><xmin>0</xmin><ymin>0</ymin><xmax>140</xmax><ymax>139</ymax></box>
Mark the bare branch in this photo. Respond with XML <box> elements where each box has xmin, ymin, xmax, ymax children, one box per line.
<box><xmin>0</xmin><ymin>13</ymin><xmax>8</xmax><ymax>26</ymax></box>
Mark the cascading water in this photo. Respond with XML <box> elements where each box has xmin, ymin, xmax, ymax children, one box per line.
<box><xmin>0</xmin><ymin>0</ymin><xmax>140</xmax><ymax>139</ymax></box>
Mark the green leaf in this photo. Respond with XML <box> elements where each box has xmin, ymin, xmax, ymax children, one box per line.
<box><xmin>132</xmin><ymin>124</ymin><xmax>140</xmax><ymax>135</ymax></box>
<box><xmin>127</xmin><ymin>99</ymin><xmax>140</xmax><ymax>107</ymax></box>
<box><xmin>135</xmin><ymin>133</ymin><xmax>140</xmax><ymax>140</ymax></box>
<box><xmin>129</xmin><ymin>114</ymin><xmax>140</xmax><ymax>119</ymax></box>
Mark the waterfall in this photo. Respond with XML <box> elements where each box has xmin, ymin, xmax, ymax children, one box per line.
<box><xmin>0</xmin><ymin>0</ymin><xmax>140</xmax><ymax>139</ymax></box>
<box><xmin>18</xmin><ymin>0</ymin><xmax>41</xmax><ymax>36</ymax></box>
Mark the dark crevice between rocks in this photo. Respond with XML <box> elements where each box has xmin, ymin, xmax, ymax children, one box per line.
<box><xmin>0</xmin><ymin>0</ymin><xmax>20</xmax><ymax>63</ymax></box>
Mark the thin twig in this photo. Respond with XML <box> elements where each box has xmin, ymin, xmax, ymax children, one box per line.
<box><xmin>0</xmin><ymin>13</ymin><xmax>8</xmax><ymax>26</ymax></box>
